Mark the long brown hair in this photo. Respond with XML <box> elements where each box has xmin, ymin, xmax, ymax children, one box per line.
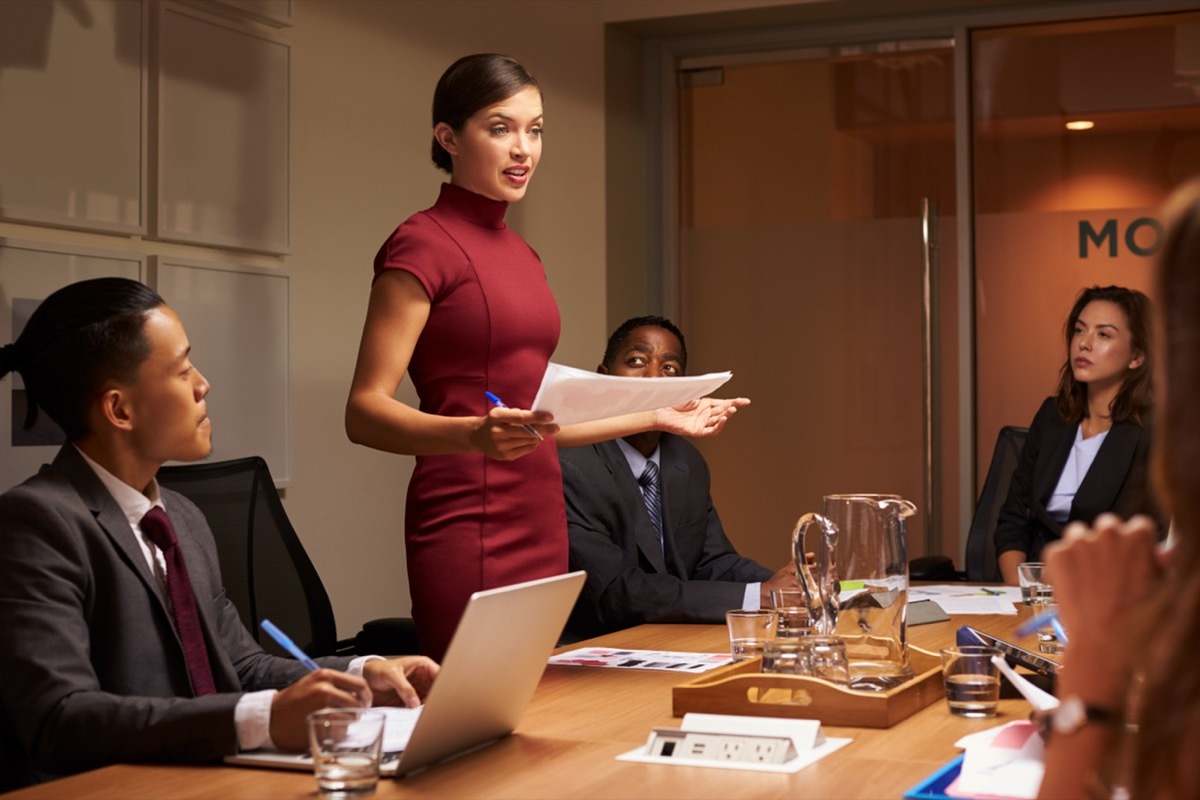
<box><xmin>1053</xmin><ymin>285</ymin><xmax>1153</xmax><ymax>425</ymax></box>
<box><xmin>1131</xmin><ymin>180</ymin><xmax>1200</xmax><ymax>798</ymax></box>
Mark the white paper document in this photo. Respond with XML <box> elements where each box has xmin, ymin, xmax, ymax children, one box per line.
<box><xmin>909</xmin><ymin>584</ymin><xmax>1020</xmax><ymax>615</ymax></box>
<box><xmin>548</xmin><ymin>647</ymin><xmax>733</xmax><ymax>673</ymax></box>
<box><xmin>949</xmin><ymin>721</ymin><xmax>1045</xmax><ymax>799</ymax></box>
<box><xmin>531</xmin><ymin>362</ymin><xmax>733</xmax><ymax>426</ymax></box>
<box><xmin>224</xmin><ymin>706</ymin><xmax>423</xmax><ymax>773</ymax></box>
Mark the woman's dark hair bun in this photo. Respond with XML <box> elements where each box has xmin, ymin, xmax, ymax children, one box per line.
<box><xmin>0</xmin><ymin>343</ymin><xmax>17</xmax><ymax>378</ymax></box>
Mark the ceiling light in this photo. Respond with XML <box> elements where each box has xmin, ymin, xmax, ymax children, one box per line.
<box><xmin>1065</xmin><ymin>120</ymin><xmax>1095</xmax><ymax>131</ymax></box>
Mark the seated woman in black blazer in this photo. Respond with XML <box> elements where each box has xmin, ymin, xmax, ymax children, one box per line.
<box><xmin>995</xmin><ymin>285</ymin><xmax>1162</xmax><ymax>585</ymax></box>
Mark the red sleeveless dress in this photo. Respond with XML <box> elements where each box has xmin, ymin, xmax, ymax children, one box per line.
<box><xmin>373</xmin><ymin>183</ymin><xmax>568</xmax><ymax>659</ymax></box>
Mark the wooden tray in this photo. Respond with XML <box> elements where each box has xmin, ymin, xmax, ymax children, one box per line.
<box><xmin>672</xmin><ymin>645</ymin><xmax>944</xmax><ymax>728</ymax></box>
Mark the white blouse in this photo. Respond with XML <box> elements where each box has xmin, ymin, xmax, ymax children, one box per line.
<box><xmin>1046</xmin><ymin>425</ymin><xmax>1109</xmax><ymax>522</ymax></box>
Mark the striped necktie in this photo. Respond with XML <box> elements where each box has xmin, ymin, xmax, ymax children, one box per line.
<box><xmin>638</xmin><ymin>461</ymin><xmax>665</xmax><ymax>554</ymax></box>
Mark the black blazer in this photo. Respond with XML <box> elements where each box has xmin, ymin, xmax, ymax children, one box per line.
<box><xmin>0</xmin><ymin>446</ymin><xmax>352</xmax><ymax>788</ymax></box>
<box><xmin>993</xmin><ymin>397</ymin><xmax>1161</xmax><ymax>562</ymax></box>
<box><xmin>559</xmin><ymin>435</ymin><xmax>773</xmax><ymax>641</ymax></box>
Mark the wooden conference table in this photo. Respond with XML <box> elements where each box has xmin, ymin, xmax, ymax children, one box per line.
<box><xmin>5</xmin><ymin>608</ymin><xmax>1046</xmax><ymax>800</ymax></box>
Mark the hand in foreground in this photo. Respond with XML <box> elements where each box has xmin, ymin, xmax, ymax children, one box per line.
<box><xmin>1043</xmin><ymin>514</ymin><xmax>1162</xmax><ymax>699</ymax></box>
<box><xmin>269</xmin><ymin>669</ymin><xmax>371</xmax><ymax>751</ymax></box>
<box><xmin>471</xmin><ymin>407</ymin><xmax>558</xmax><ymax>460</ymax></box>
<box><xmin>655</xmin><ymin>397</ymin><xmax>750</xmax><ymax>438</ymax></box>
<box><xmin>362</xmin><ymin>656</ymin><xmax>440</xmax><ymax>709</ymax></box>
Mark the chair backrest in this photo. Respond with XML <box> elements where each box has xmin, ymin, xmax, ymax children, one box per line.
<box><xmin>156</xmin><ymin>457</ymin><xmax>339</xmax><ymax>657</ymax></box>
<box><xmin>964</xmin><ymin>426</ymin><xmax>1029</xmax><ymax>583</ymax></box>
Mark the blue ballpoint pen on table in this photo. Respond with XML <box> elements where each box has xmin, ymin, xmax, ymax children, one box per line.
<box><xmin>261</xmin><ymin>619</ymin><xmax>320</xmax><ymax>671</ymax></box>
<box><xmin>484</xmin><ymin>391</ymin><xmax>544</xmax><ymax>441</ymax></box>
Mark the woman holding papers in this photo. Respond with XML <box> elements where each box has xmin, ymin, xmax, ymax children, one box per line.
<box><xmin>345</xmin><ymin>54</ymin><xmax>746</xmax><ymax>660</ymax></box>
<box><xmin>993</xmin><ymin>284</ymin><xmax>1162</xmax><ymax>584</ymax></box>
<box><xmin>1036</xmin><ymin>182</ymin><xmax>1200</xmax><ymax>798</ymax></box>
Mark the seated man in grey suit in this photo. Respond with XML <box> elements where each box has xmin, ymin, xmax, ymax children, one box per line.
<box><xmin>0</xmin><ymin>278</ymin><xmax>439</xmax><ymax>789</ymax></box>
<box><xmin>560</xmin><ymin>315</ymin><xmax>800</xmax><ymax>640</ymax></box>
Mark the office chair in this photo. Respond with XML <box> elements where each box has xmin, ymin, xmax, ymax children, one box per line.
<box><xmin>156</xmin><ymin>456</ymin><xmax>417</xmax><ymax>658</ymax></box>
<box><xmin>909</xmin><ymin>425</ymin><xmax>1029</xmax><ymax>583</ymax></box>
<box><xmin>963</xmin><ymin>425</ymin><xmax>1028</xmax><ymax>582</ymax></box>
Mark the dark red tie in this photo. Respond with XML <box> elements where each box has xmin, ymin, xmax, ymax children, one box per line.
<box><xmin>141</xmin><ymin>506</ymin><xmax>217</xmax><ymax>696</ymax></box>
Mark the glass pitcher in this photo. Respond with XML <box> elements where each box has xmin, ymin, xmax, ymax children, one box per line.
<box><xmin>792</xmin><ymin>494</ymin><xmax>917</xmax><ymax>691</ymax></box>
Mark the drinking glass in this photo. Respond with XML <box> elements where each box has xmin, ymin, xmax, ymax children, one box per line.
<box><xmin>1030</xmin><ymin>596</ymin><xmax>1065</xmax><ymax>654</ymax></box>
<box><xmin>307</xmin><ymin>708</ymin><xmax>386</xmax><ymax>797</ymax></box>
<box><xmin>761</xmin><ymin>640</ymin><xmax>809</xmax><ymax>675</ymax></box>
<box><xmin>806</xmin><ymin>635</ymin><xmax>850</xmax><ymax>685</ymax></box>
<box><xmin>769</xmin><ymin>587</ymin><xmax>812</xmax><ymax>639</ymax></box>
<box><xmin>725</xmin><ymin>609</ymin><xmax>776</xmax><ymax>660</ymax></box>
<box><xmin>1017</xmin><ymin>562</ymin><xmax>1052</xmax><ymax>605</ymax></box>
<box><xmin>940</xmin><ymin>646</ymin><xmax>1002</xmax><ymax>717</ymax></box>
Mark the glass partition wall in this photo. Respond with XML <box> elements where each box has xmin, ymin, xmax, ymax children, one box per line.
<box><xmin>677</xmin><ymin>43</ymin><xmax>958</xmax><ymax>564</ymax></box>
<box><xmin>673</xmin><ymin>7</ymin><xmax>1200</xmax><ymax>568</ymax></box>
<box><xmin>973</xmin><ymin>10</ymin><xmax>1200</xmax><ymax>480</ymax></box>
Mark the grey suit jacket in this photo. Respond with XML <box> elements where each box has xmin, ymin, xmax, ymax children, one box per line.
<box><xmin>0</xmin><ymin>446</ymin><xmax>351</xmax><ymax>788</ymax></box>
<box><xmin>993</xmin><ymin>396</ymin><xmax>1162</xmax><ymax>561</ymax></box>
<box><xmin>560</xmin><ymin>435</ymin><xmax>773</xmax><ymax>640</ymax></box>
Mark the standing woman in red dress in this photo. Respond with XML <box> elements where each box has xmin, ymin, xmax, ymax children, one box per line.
<box><xmin>346</xmin><ymin>54</ymin><xmax>747</xmax><ymax>660</ymax></box>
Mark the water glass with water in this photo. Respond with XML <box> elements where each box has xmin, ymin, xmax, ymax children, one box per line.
<box><xmin>940</xmin><ymin>646</ymin><xmax>1002</xmax><ymax>717</ymax></box>
<box><xmin>725</xmin><ymin>609</ymin><xmax>776</xmax><ymax>660</ymax></box>
<box><xmin>307</xmin><ymin>708</ymin><xmax>386</xmax><ymax>797</ymax></box>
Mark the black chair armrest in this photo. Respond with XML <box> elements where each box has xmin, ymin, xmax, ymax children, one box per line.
<box><xmin>909</xmin><ymin>554</ymin><xmax>962</xmax><ymax>582</ymax></box>
<box><xmin>344</xmin><ymin>617</ymin><xmax>420</xmax><ymax>657</ymax></box>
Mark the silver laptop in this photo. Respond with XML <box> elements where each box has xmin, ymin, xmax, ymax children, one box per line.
<box><xmin>226</xmin><ymin>570</ymin><xmax>585</xmax><ymax>777</ymax></box>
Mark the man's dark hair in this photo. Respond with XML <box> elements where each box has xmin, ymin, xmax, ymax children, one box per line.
<box><xmin>0</xmin><ymin>278</ymin><xmax>164</xmax><ymax>440</ymax></box>
<box><xmin>601</xmin><ymin>315</ymin><xmax>688</xmax><ymax>373</ymax></box>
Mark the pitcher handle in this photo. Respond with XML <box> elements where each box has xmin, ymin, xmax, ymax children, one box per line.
<box><xmin>792</xmin><ymin>513</ymin><xmax>839</xmax><ymax>636</ymax></box>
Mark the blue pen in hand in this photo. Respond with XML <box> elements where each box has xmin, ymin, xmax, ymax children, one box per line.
<box><xmin>1015</xmin><ymin>609</ymin><xmax>1069</xmax><ymax>644</ymax></box>
<box><xmin>484</xmin><ymin>391</ymin><xmax>544</xmax><ymax>441</ymax></box>
<box><xmin>261</xmin><ymin>619</ymin><xmax>320</xmax><ymax>671</ymax></box>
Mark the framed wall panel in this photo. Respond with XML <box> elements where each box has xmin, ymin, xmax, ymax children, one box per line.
<box><xmin>0</xmin><ymin>0</ymin><xmax>146</xmax><ymax>234</ymax></box>
<box><xmin>157</xmin><ymin>3</ymin><xmax>290</xmax><ymax>253</ymax></box>
<box><xmin>151</xmin><ymin>257</ymin><xmax>291</xmax><ymax>484</ymax></box>
<box><xmin>0</xmin><ymin>242</ymin><xmax>144</xmax><ymax>492</ymax></box>
<box><xmin>208</xmin><ymin>0</ymin><xmax>293</xmax><ymax>28</ymax></box>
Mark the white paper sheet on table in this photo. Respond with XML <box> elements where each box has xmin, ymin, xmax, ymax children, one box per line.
<box><xmin>909</xmin><ymin>584</ymin><xmax>1020</xmax><ymax>615</ymax></box>
<box><xmin>949</xmin><ymin>721</ymin><xmax>1045</xmax><ymax>799</ymax></box>
<box><xmin>531</xmin><ymin>362</ymin><xmax>733</xmax><ymax>426</ymax></box>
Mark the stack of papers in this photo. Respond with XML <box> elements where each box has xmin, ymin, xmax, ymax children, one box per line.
<box><xmin>548</xmin><ymin>647</ymin><xmax>733</xmax><ymax>673</ymax></box>
<box><xmin>531</xmin><ymin>362</ymin><xmax>733</xmax><ymax>426</ymax></box>
<box><xmin>909</xmin><ymin>585</ymin><xmax>1021</xmax><ymax>615</ymax></box>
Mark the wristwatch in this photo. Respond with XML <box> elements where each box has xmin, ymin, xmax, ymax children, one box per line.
<box><xmin>1034</xmin><ymin>695</ymin><xmax>1123</xmax><ymax>740</ymax></box>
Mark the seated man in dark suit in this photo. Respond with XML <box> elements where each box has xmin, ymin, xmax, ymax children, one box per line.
<box><xmin>0</xmin><ymin>278</ymin><xmax>439</xmax><ymax>789</ymax></box>
<box><xmin>560</xmin><ymin>315</ymin><xmax>800</xmax><ymax>640</ymax></box>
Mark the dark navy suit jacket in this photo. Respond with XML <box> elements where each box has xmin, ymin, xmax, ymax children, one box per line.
<box><xmin>560</xmin><ymin>435</ymin><xmax>773</xmax><ymax>641</ymax></box>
